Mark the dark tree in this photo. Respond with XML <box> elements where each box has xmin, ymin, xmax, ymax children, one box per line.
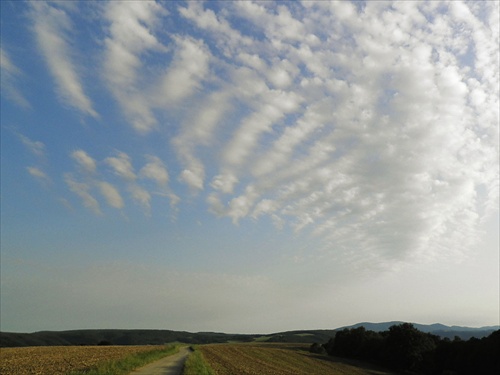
<box><xmin>97</xmin><ymin>339</ymin><xmax>112</xmax><ymax>346</ymax></box>
<box><xmin>323</xmin><ymin>325</ymin><xmax>500</xmax><ymax>374</ymax></box>
<box><xmin>382</xmin><ymin>323</ymin><xmax>437</xmax><ymax>371</ymax></box>
<box><xmin>309</xmin><ymin>342</ymin><xmax>326</xmax><ymax>354</ymax></box>
<box><xmin>325</xmin><ymin>327</ymin><xmax>383</xmax><ymax>361</ymax></box>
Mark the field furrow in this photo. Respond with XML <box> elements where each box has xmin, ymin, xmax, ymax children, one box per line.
<box><xmin>198</xmin><ymin>343</ymin><xmax>393</xmax><ymax>375</ymax></box>
<box><xmin>0</xmin><ymin>345</ymin><xmax>166</xmax><ymax>375</ymax></box>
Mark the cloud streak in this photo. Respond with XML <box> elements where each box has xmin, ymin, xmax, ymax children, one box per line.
<box><xmin>26</xmin><ymin>166</ymin><xmax>51</xmax><ymax>185</ymax></box>
<box><xmin>0</xmin><ymin>48</ymin><xmax>30</xmax><ymax>108</ymax></box>
<box><xmin>71</xmin><ymin>150</ymin><xmax>97</xmax><ymax>174</ymax></box>
<box><xmin>30</xmin><ymin>2</ymin><xmax>98</xmax><ymax>118</ymax></box>
<box><xmin>18</xmin><ymin>134</ymin><xmax>46</xmax><ymax>158</ymax></box>
<box><xmin>102</xmin><ymin>1</ymin><xmax>167</xmax><ymax>133</ymax></box>
<box><xmin>64</xmin><ymin>174</ymin><xmax>101</xmax><ymax>215</ymax></box>
<box><xmin>98</xmin><ymin>181</ymin><xmax>124</xmax><ymax>209</ymax></box>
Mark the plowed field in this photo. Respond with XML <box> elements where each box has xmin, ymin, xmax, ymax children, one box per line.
<box><xmin>199</xmin><ymin>343</ymin><xmax>393</xmax><ymax>375</ymax></box>
<box><xmin>0</xmin><ymin>345</ymin><xmax>166</xmax><ymax>375</ymax></box>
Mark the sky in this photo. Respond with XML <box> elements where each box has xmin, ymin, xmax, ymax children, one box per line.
<box><xmin>1</xmin><ymin>1</ymin><xmax>499</xmax><ymax>334</ymax></box>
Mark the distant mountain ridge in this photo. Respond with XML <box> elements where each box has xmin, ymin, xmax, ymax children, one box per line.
<box><xmin>1</xmin><ymin>322</ymin><xmax>498</xmax><ymax>347</ymax></box>
<box><xmin>340</xmin><ymin>321</ymin><xmax>499</xmax><ymax>340</ymax></box>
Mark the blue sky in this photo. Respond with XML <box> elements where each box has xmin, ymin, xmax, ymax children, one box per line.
<box><xmin>1</xmin><ymin>1</ymin><xmax>499</xmax><ymax>334</ymax></box>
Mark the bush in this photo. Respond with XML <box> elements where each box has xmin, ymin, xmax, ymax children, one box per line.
<box><xmin>309</xmin><ymin>342</ymin><xmax>326</xmax><ymax>354</ymax></box>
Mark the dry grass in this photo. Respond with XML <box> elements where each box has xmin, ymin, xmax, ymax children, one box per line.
<box><xmin>198</xmin><ymin>343</ymin><xmax>394</xmax><ymax>375</ymax></box>
<box><xmin>0</xmin><ymin>345</ymin><xmax>166</xmax><ymax>375</ymax></box>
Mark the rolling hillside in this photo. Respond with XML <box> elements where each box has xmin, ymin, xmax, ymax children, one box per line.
<box><xmin>1</xmin><ymin>322</ymin><xmax>497</xmax><ymax>347</ymax></box>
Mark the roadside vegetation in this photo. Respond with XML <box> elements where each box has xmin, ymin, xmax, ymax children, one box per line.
<box><xmin>182</xmin><ymin>346</ymin><xmax>215</xmax><ymax>375</ymax></box>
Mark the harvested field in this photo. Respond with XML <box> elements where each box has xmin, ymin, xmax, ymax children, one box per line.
<box><xmin>0</xmin><ymin>345</ymin><xmax>166</xmax><ymax>375</ymax></box>
<box><xmin>199</xmin><ymin>343</ymin><xmax>393</xmax><ymax>375</ymax></box>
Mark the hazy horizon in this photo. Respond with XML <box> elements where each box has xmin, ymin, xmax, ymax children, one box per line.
<box><xmin>2</xmin><ymin>320</ymin><xmax>500</xmax><ymax>335</ymax></box>
<box><xmin>1</xmin><ymin>1</ymin><xmax>498</xmax><ymax>334</ymax></box>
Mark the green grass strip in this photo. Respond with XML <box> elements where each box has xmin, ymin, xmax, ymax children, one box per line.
<box><xmin>182</xmin><ymin>346</ymin><xmax>215</xmax><ymax>375</ymax></box>
<box><xmin>68</xmin><ymin>345</ymin><xmax>179</xmax><ymax>375</ymax></box>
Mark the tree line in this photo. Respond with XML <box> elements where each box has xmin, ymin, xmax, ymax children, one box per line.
<box><xmin>311</xmin><ymin>323</ymin><xmax>499</xmax><ymax>374</ymax></box>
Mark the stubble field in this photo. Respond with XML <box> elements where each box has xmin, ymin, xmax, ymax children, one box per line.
<box><xmin>198</xmin><ymin>343</ymin><xmax>394</xmax><ymax>375</ymax></box>
<box><xmin>0</xmin><ymin>345</ymin><xmax>166</xmax><ymax>375</ymax></box>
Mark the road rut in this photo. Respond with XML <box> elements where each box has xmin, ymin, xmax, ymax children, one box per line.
<box><xmin>128</xmin><ymin>346</ymin><xmax>191</xmax><ymax>375</ymax></box>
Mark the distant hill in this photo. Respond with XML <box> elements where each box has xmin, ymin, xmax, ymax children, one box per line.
<box><xmin>340</xmin><ymin>321</ymin><xmax>499</xmax><ymax>340</ymax></box>
<box><xmin>254</xmin><ymin>329</ymin><xmax>338</xmax><ymax>344</ymax></box>
<box><xmin>0</xmin><ymin>329</ymin><xmax>258</xmax><ymax>347</ymax></box>
<box><xmin>1</xmin><ymin>322</ymin><xmax>498</xmax><ymax>347</ymax></box>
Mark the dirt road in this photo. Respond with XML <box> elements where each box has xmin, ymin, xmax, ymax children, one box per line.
<box><xmin>128</xmin><ymin>346</ymin><xmax>191</xmax><ymax>375</ymax></box>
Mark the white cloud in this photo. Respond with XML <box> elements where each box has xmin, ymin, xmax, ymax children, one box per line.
<box><xmin>251</xmin><ymin>102</ymin><xmax>327</xmax><ymax>177</ymax></box>
<box><xmin>140</xmin><ymin>156</ymin><xmax>169</xmax><ymax>186</ymax></box>
<box><xmin>104</xmin><ymin>1</ymin><xmax>166</xmax><ymax>88</ymax></box>
<box><xmin>178</xmin><ymin>1</ymin><xmax>253</xmax><ymax>57</ymax></box>
<box><xmin>0</xmin><ymin>48</ymin><xmax>30</xmax><ymax>108</ymax></box>
<box><xmin>196</xmin><ymin>1</ymin><xmax>498</xmax><ymax>267</ymax></box>
<box><xmin>180</xmin><ymin>167</ymin><xmax>204</xmax><ymax>191</ymax></box>
<box><xmin>173</xmin><ymin>91</ymin><xmax>232</xmax><ymax>191</ymax></box>
<box><xmin>105</xmin><ymin>152</ymin><xmax>136</xmax><ymax>181</ymax></box>
<box><xmin>103</xmin><ymin>1</ymin><xmax>167</xmax><ymax>133</ymax></box>
<box><xmin>98</xmin><ymin>181</ymin><xmax>124</xmax><ymax>209</ymax></box>
<box><xmin>26</xmin><ymin>166</ymin><xmax>51</xmax><ymax>185</ymax></box>
<box><xmin>252</xmin><ymin>199</ymin><xmax>278</xmax><ymax>219</ymax></box>
<box><xmin>266</xmin><ymin>59</ymin><xmax>296</xmax><ymax>89</ymax></box>
<box><xmin>211</xmin><ymin>173</ymin><xmax>239</xmax><ymax>194</ymax></box>
<box><xmin>102</xmin><ymin>3</ymin><xmax>214</xmax><ymax>134</ymax></box>
<box><xmin>226</xmin><ymin>186</ymin><xmax>260</xmax><ymax>224</ymax></box>
<box><xmin>0</xmin><ymin>48</ymin><xmax>20</xmax><ymax>76</ymax></box>
<box><xmin>71</xmin><ymin>150</ymin><xmax>96</xmax><ymax>173</ymax></box>
<box><xmin>15</xmin><ymin>1</ymin><xmax>498</xmax><ymax>269</ymax></box>
<box><xmin>63</xmin><ymin>148</ymin><xmax>182</xmax><ymax>215</ymax></box>
<box><xmin>30</xmin><ymin>2</ymin><xmax>97</xmax><ymax>117</ymax></box>
<box><xmin>233</xmin><ymin>2</ymin><xmax>306</xmax><ymax>43</ymax></box>
<box><xmin>222</xmin><ymin>90</ymin><xmax>302</xmax><ymax>168</ymax></box>
<box><xmin>138</xmin><ymin>155</ymin><xmax>179</xmax><ymax>208</ymax></box>
<box><xmin>156</xmin><ymin>35</ymin><xmax>211</xmax><ymax>105</ymax></box>
<box><xmin>18</xmin><ymin>134</ymin><xmax>46</xmax><ymax>158</ymax></box>
<box><xmin>65</xmin><ymin>174</ymin><xmax>101</xmax><ymax>215</ymax></box>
